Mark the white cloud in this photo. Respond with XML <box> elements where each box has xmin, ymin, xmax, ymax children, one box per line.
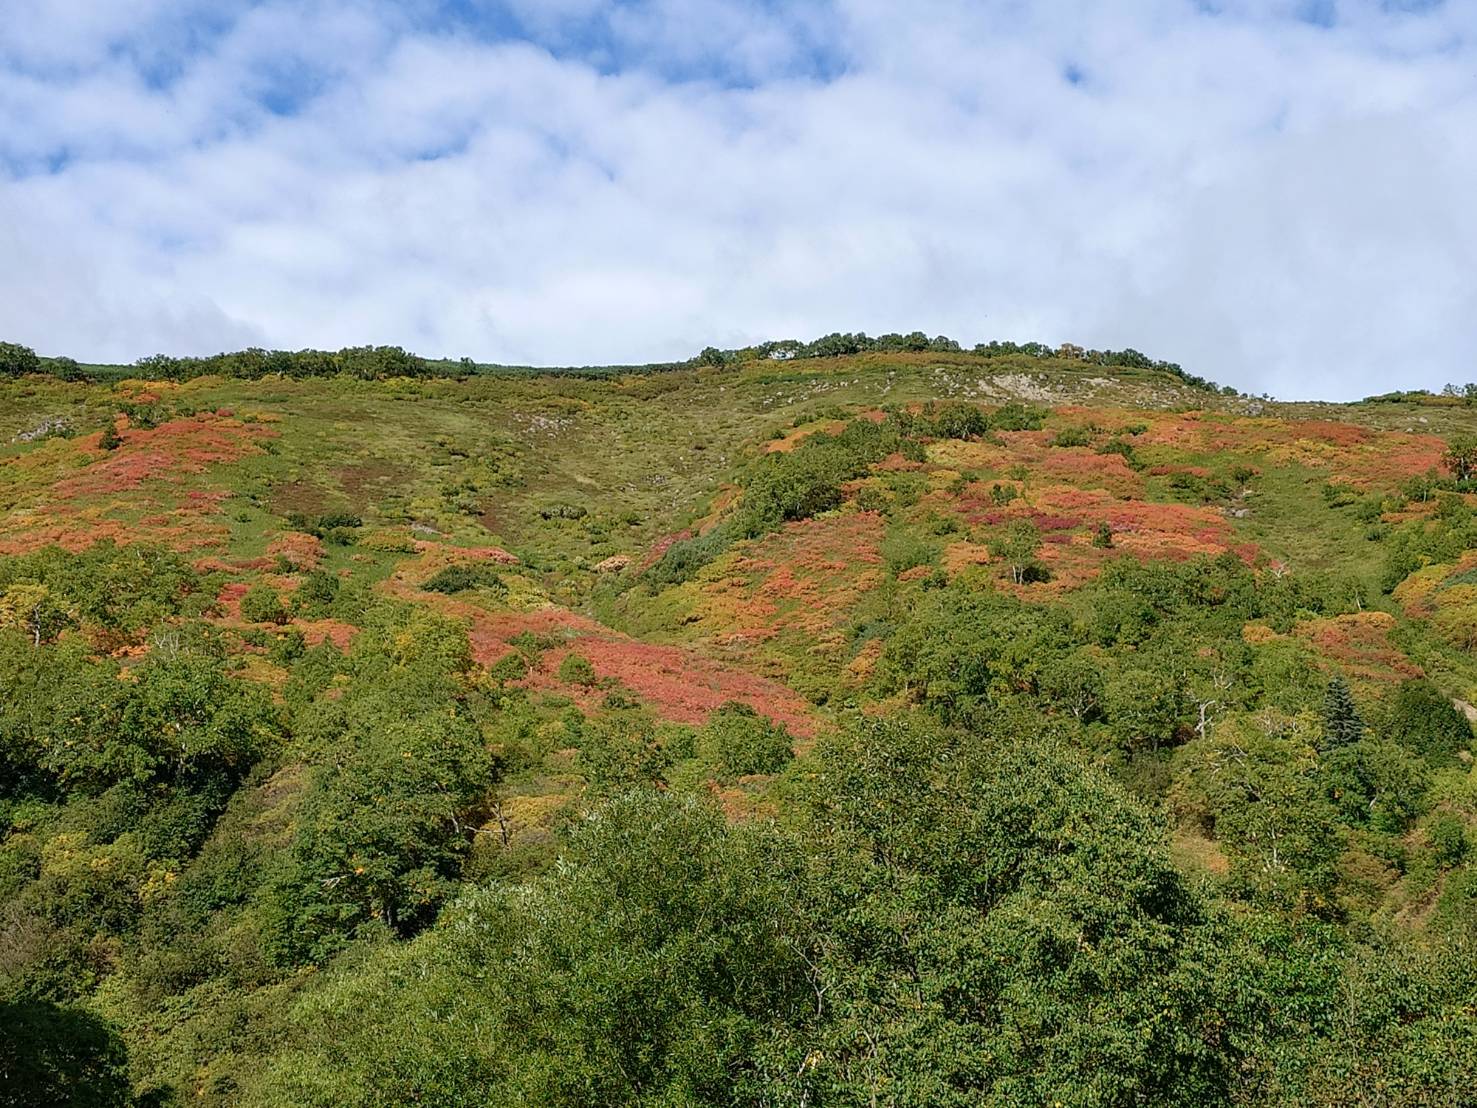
<box><xmin>0</xmin><ymin>0</ymin><xmax>1473</xmax><ymax>398</ymax></box>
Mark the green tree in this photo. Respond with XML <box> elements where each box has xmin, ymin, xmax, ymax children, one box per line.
<box><xmin>803</xmin><ymin>717</ymin><xmax>1258</xmax><ymax>1106</ymax></box>
<box><xmin>0</xmin><ymin>341</ymin><xmax>40</xmax><ymax>377</ymax></box>
<box><xmin>1104</xmin><ymin>664</ymin><xmax>1185</xmax><ymax>753</ymax></box>
<box><xmin>0</xmin><ymin>583</ymin><xmax>72</xmax><ymax>646</ymax></box>
<box><xmin>578</xmin><ymin>711</ymin><xmax>669</xmax><ymax>791</ymax></box>
<box><xmin>0</xmin><ymin>995</ymin><xmax>131</xmax><ymax>1108</ymax></box>
<box><xmin>264</xmin><ymin>708</ymin><xmax>490</xmax><ymax>962</ymax></box>
<box><xmin>1321</xmin><ymin>676</ymin><xmax>1365</xmax><ymax>751</ymax></box>
<box><xmin>1171</xmin><ymin>711</ymin><xmax>1341</xmax><ymax>908</ymax></box>
<box><xmin>1441</xmin><ymin>434</ymin><xmax>1477</xmax><ymax>482</ymax></box>
<box><xmin>246</xmin><ymin>792</ymin><xmax>812</xmax><ymax>1108</ymax></box>
<box><xmin>1385</xmin><ymin>678</ymin><xmax>1473</xmax><ymax>764</ymax></box>
<box><xmin>989</xmin><ymin>519</ymin><xmax>1042</xmax><ymax>584</ymax></box>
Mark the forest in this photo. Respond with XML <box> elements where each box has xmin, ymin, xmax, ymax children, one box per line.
<box><xmin>1</xmin><ymin>342</ymin><xmax>1474</xmax><ymax>1106</ymax></box>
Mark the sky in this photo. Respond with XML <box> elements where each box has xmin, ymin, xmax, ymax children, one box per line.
<box><xmin>1</xmin><ymin>1</ymin><xmax>1474</xmax><ymax>399</ymax></box>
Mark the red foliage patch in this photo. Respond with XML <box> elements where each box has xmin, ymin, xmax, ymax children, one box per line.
<box><xmin>0</xmin><ymin>413</ymin><xmax>271</xmax><ymax>555</ymax></box>
<box><xmin>639</xmin><ymin>529</ymin><xmax>694</xmax><ymax>571</ymax></box>
<box><xmin>396</xmin><ymin>582</ymin><xmax>819</xmax><ymax>735</ymax></box>
<box><xmin>1295</xmin><ymin>612</ymin><xmax>1421</xmax><ymax>683</ymax></box>
<box><xmin>695</xmin><ymin>512</ymin><xmax>885</xmax><ymax>654</ymax></box>
<box><xmin>216</xmin><ymin>581</ymin><xmax>251</xmax><ymax>620</ymax></box>
<box><xmin>268</xmin><ymin>532</ymin><xmax>326</xmax><ymax>571</ymax></box>
<box><xmin>292</xmin><ymin>619</ymin><xmax>358</xmax><ymax>650</ymax></box>
<box><xmin>54</xmin><ymin>414</ymin><xmax>272</xmax><ymax>501</ymax></box>
<box><xmin>411</xmin><ymin>540</ymin><xmax>518</xmax><ymax>564</ymax></box>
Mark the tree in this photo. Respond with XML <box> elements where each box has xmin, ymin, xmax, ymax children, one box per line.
<box><xmin>1441</xmin><ymin>434</ymin><xmax>1477</xmax><ymax>482</ymax></box>
<box><xmin>245</xmin><ymin>792</ymin><xmax>812</xmax><ymax>1107</ymax></box>
<box><xmin>97</xmin><ymin>421</ymin><xmax>121</xmax><ymax>451</ymax></box>
<box><xmin>1171</xmin><ymin>711</ymin><xmax>1341</xmax><ymax>907</ymax></box>
<box><xmin>1321</xmin><ymin>676</ymin><xmax>1365</xmax><ymax>751</ymax></box>
<box><xmin>990</xmin><ymin>519</ymin><xmax>1043</xmax><ymax>585</ymax></box>
<box><xmin>0</xmin><ymin>995</ymin><xmax>132</xmax><ymax>1107</ymax></box>
<box><xmin>1104</xmin><ymin>665</ymin><xmax>1185</xmax><ymax>753</ymax></box>
<box><xmin>0</xmin><ymin>341</ymin><xmax>40</xmax><ymax>377</ymax></box>
<box><xmin>119</xmin><ymin>651</ymin><xmax>276</xmax><ymax>784</ymax></box>
<box><xmin>928</xmin><ymin>401</ymin><xmax>988</xmax><ymax>440</ymax></box>
<box><xmin>1385</xmin><ymin>678</ymin><xmax>1473</xmax><ymax>764</ymax></box>
<box><xmin>265</xmin><ymin>705</ymin><xmax>490</xmax><ymax>962</ymax></box>
<box><xmin>48</xmin><ymin>356</ymin><xmax>85</xmax><ymax>382</ymax></box>
<box><xmin>803</xmin><ymin>717</ymin><xmax>1258</xmax><ymax>1105</ymax></box>
<box><xmin>0</xmin><ymin>583</ymin><xmax>71</xmax><ymax>646</ymax></box>
<box><xmin>577</xmin><ymin>711</ymin><xmax>669</xmax><ymax>791</ymax></box>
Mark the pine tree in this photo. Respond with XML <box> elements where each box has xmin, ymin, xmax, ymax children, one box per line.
<box><xmin>1321</xmin><ymin>676</ymin><xmax>1365</xmax><ymax>751</ymax></box>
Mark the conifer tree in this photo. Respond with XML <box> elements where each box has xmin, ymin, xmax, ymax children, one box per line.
<box><xmin>1321</xmin><ymin>676</ymin><xmax>1365</xmax><ymax>750</ymax></box>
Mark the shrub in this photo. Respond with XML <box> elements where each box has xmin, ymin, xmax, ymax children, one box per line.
<box><xmin>1096</xmin><ymin>437</ymin><xmax>1144</xmax><ymax>469</ymax></box>
<box><xmin>1428</xmin><ymin>814</ymin><xmax>1468</xmax><ymax>867</ymax></box>
<box><xmin>294</xmin><ymin>569</ymin><xmax>340</xmax><ymax>615</ymax></box>
<box><xmin>928</xmin><ymin>401</ymin><xmax>989</xmax><ymax>440</ymax></box>
<box><xmin>539</xmin><ymin>504</ymin><xmax>588</xmax><ymax>521</ymax></box>
<box><xmin>421</xmin><ymin>565</ymin><xmax>506</xmax><ymax>597</ymax></box>
<box><xmin>699</xmin><ymin>702</ymin><xmax>794</xmax><ymax>777</ymax></box>
<box><xmin>558</xmin><ymin>652</ymin><xmax>597</xmax><ymax>687</ymax></box>
<box><xmin>1385</xmin><ymin>679</ymin><xmax>1472</xmax><ymax>764</ymax></box>
<box><xmin>269</xmin><ymin>628</ymin><xmax>307</xmax><ymax>665</ymax></box>
<box><xmin>1051</xmin><ymin>426</ymin><xmax>1094</xmax><ymax>448</ymax></box>
<box><xmin>882</xmin><ymin>530</ymin><xmax>940</xmax><ymax>575</ymax></box>
<box><xmin>990</xmin><ymin>520</ymin><xmax>1043</xmax><ymax>585</ymax></box>
<box><xmin>992</xmin><ymin>402</ymin><xmax>1048</xmax><ymax>431</ymax></box>
<box><xmin>990</xmin><ymin>482</ymin><xmax>1019</xmax><ymax>506</ymax></box>
<box><xmin>239</xmin><ymin>583</ymin><xmax>287</xmax><ymax>625</ymax></box>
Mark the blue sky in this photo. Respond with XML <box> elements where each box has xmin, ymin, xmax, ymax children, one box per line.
<box><xmin>1</xmin><ymin>0</ymin><xmax>1473</xmax><ymax>399</ymax></box>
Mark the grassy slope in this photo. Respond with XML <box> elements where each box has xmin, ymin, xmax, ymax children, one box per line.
<box><xmin>12</xmin><ymin>352</ymin><xmax>1477</xmax><ymax>1099</ymax></box>
<box><xmin>6</xmin><ymin>351</ymin><xmax>1477</xmax><ymax>731</ymax></box>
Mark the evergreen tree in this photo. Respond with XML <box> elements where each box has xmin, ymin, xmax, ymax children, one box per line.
<box><xmin>1321</xmin><ymin>676</ymin><xmax>1365</xmax><ymax>751</ymax></box>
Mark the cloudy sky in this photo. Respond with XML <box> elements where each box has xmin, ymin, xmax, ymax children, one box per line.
<box><xmin>1</xmin><ymin>1</ymin><xmax>1473</xmax><ymax>398</ymax></box>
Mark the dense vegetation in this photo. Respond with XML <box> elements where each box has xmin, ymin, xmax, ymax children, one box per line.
<box><xmin>1</xmin><ymin>332</ymin><xmax>1218</xmax><ymax>391</ymax></box>
<box><xmin>1</xmin><ymin>350</ymin><xmax>1475</xmax><ymax>1105</ymax></box>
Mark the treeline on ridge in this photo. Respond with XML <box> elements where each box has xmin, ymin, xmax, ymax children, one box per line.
<box><xmin>0</xmin><ymin>330</ymin><xmax>1221</xmax><ymax>391</ymax></box>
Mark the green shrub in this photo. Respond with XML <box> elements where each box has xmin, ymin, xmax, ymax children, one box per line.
<box><xmin>928</xmin><ymin>401</ymin><xmax>989</xmax><ymax>440</ymax></box>
<box><xmin>269</xmin><ymin>628</ymin><xmax>307</xmax><ymax>665</ymax></box>
<box><xmin>1051</xmin><ymin>425</ymin><xmax>1094</xmax><ymax>448</ymax></box>
<box><xmin>699</xmin><ymin>702</ymin><xmax>794</xmax><ymax>777</ymax></box>
<box><xmin>487</xmin><ymin>650</ymin><xmax>530</xmax><ymax>685</ymax></box>
<box><xmin>1428</xmin><ymin>814</ymin><xmax>1468</xmax><ymax>867</ymax></box>
<box><xmin>421</xmin><ymin>564</ymin><xmax>507</xmax><ymax>596</ymax></box>
<box><xmin>992</xmin><ymin>402</ymin><xmax>1048</xmax><ymax>431</ymax></box>
<box><xmin>239</xmin><ymin>583</ymin><xmax>287</xmax><ymax>625</ymax></box>
<box><xmin>294</xmin><ymin>569</ymin><xmax>340</xmax><ymax>615</ymax></box>
<box><xmin>558</xmin><ymin>652</ymin><xmax>597</xmax><ymax>687</ymax></box>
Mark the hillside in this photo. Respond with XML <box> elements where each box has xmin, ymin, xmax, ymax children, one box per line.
<box><xmin>3</xmin><ymin>348</ymin><xmax>1476</xmax><ymax>1105</ymax></box>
